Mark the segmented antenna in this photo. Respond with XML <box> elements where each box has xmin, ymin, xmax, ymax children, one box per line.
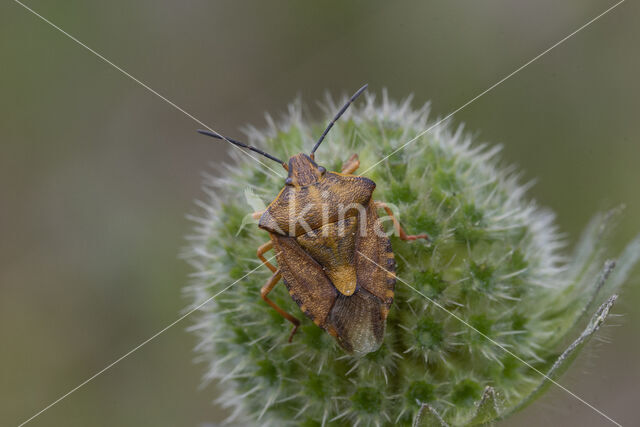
<box><xmin>310</xmin><ymin>83</ymin><xmax>368</xmax><ymax>155</ymax></box>
<box><xmin>197</xmin><ymin>129</ymin><xmax>285</xmax><ymax>165</ymax></box>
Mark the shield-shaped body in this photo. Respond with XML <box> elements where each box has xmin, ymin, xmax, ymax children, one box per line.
<box><xmin>259</xmin><ymin>154</ymin><xmax>396</xmax><ymax>354</ymax></box>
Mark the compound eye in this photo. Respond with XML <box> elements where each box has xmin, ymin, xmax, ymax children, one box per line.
<box><xmin>285</xmin><ymin>177</ymin><xmax>293</xmax><ymax>185</ymax></box>
<box><xmin>318</xmin><ymin>166</ymin><xmax>326</xmax><ymax>174</ymax></box>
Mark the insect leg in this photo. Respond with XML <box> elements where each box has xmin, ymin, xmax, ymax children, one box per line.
<box><xmin>257</xmin><ymin>240</ymin><xmax>277</xmax><ymax>273</ymax></box>
<box><xmin>375</xmin><ymin>201</ymin><xmax>430</xmax><ymax>241</ymax></box>
<box><xmin>341</xmin><ymin>153</ymin><xmax>360</xmax><ymax>174</ymax></box>
<box><xmin>261</xmin><ymin>269</ymin><xmax>301</xmax><ymax>342</ymax></box>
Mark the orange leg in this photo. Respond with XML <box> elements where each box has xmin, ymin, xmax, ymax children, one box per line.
<box><xmin>375</xmin><ymin>201</ymin><xmax>430</xmax><ymax>241</ymax></box>
<box><xmin>261</xmin><ymin>270</ymin><xmax>300</xmax><ymax>342</ymax></box>
<box><xmin>257</xmin><ymin>240</ymin><xmax>277</xmax><ymax>273</ymax></box>
<box><xmin>341</xmin><ymin>153</ymin><xmax>360</xmax><ymax>174</ymax></box>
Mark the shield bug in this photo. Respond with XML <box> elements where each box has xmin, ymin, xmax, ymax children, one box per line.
<box><xmin>198</xmin><ymin>84</ymin><xmax>428</xmax><ymax>354</ymax></box>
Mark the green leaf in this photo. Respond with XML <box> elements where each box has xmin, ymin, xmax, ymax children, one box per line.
<box><xmin>507</xmin><ymin>294</ymin><xmax>618</xmax><ymax>416</ymax></box>
<box><xmin>466</xmin><ymin>386</ymin><xmax>500</xmax><ymax>426</ymax></box>
<box><xmin>413</xmin><ymin>403</ymin><xmax>449</xmax><ymax>427</ymax></box>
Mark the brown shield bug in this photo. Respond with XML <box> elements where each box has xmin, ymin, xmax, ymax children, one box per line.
<box><xmin>198</xmin><ymin>84</ymin><xmax>428</xmax><ymax>354</ymax></box>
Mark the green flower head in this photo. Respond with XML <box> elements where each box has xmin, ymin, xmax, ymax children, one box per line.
<box><xmin>184</xmin><ymin>91</ymin><xmax>640</xmax><ymax>426</ymax></box>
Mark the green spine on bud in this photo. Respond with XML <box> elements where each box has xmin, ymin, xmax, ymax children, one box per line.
<box><xmin>184</xmin><ymin>93</ymin><xmax>640</xmax><ymax>426</ymax></box>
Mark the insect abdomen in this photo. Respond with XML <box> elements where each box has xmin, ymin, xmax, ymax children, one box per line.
<box><xmin>272</xmin><ymin>201</ymin><xmax>395</xmax><ymax>354</ymax></box>
<box><xmin>296</xmin><ymin>217</ymin><xmax>358</xmax><ymax>296</ymax></box>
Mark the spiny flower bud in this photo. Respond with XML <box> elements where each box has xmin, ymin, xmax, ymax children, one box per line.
<box><xmin>183</xmin><ymin>92</ymin><xmax>640</xmax><ymax>426</ymax></box>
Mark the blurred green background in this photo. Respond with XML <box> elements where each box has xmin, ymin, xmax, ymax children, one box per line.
<box><xmin>1</xmin><ymin>1</ymin><xmax>638</xmax><ymax>426</ymax></box>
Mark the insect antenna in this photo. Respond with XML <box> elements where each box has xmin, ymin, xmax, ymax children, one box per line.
<box><xmin>310</xmin><ymin>83</ymin><xmax>368</xmax><ymax>157</ymax></box>
<box><xmin>197</xmin><ymin>129</ymin><xmax>286</xmax><ymax>166</ymax></box>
